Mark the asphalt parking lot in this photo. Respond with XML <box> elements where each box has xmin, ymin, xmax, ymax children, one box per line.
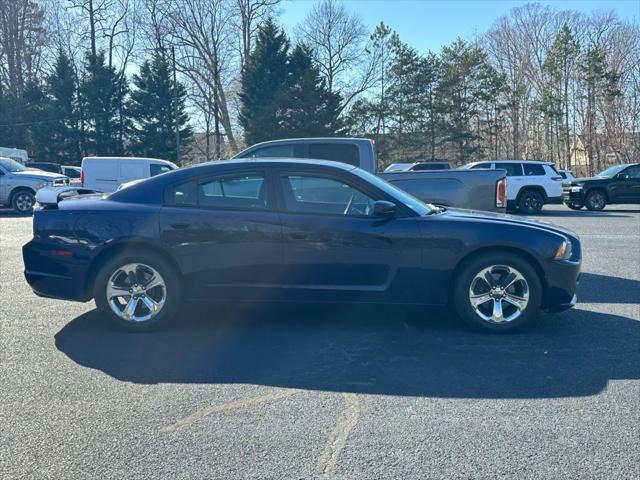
<box><xmin>1</xmin><ymin>205</ymin><xmax>639</xmax><ymax>479</ymax></box>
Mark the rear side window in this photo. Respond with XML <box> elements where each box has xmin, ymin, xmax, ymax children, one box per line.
<box><xmin>494</xmin><ymin>163</ymin><xmax>524</xmax><ymax>177</ymax></box>
<box><xmin>308</xmin><ymin>144</ymin><xmax>360</xmax><ymax>167</ymax></box>
<box><xmin>150</xmin><ymin>164</ymin><xmax>173</xmax><ymax>176</ymax></box>
<box><xmin>523</xmin><ymin>163</ymin><xmax>546</xmax><ymax>176</ymax></box>
<box><xmin>165</xmin><ymin>180</ymin><xmax>198</xmax><ymax>206</ymax></box>
<box><xmin>248</xmin><ymin>144</ymin><xmax>305</xmax><ymax>158</ymax></box>
<box><xmin>198</xmin><ymin>173</ymin><xmax>267</xmax><ymax>209</ymax></box>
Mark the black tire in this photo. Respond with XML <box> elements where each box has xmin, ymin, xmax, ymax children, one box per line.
<box><xmin>585</xmin><ymin>190</ymin><xmax>606</xmax><ymax>211</ymax></box>
<box><xmin>11</xmin><ymin>189</ymin><xmax>35</xmax><ymax>214</ymax></box>
<box><xmin>517</xmin><ymin>190</ymin><xmax>544</xmax><ymax>215</ymax></box>
<box><xmin>453</xmin><ymin>252</ymin><xmax>543</xmax><ymax>333</ymax></box>
<box><xmin>93</xmin><ymin>252</ymin><xmax>182</xmax><ymax>331</ymax></box>
<box><xmin>566</xmin><ymin>202</ymin><xmax>583</xmax><ymax>210</ymax></box>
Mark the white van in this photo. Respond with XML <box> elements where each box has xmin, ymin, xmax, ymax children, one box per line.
<box><xmin>80</xmin><ymin>157</ymin><xmax>178</xmax><ymax>192</ymax></box>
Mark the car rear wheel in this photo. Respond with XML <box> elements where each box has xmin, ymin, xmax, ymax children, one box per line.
<box><xmin>454</xmin><ymin>252</ymin><xmax>542</xmax><ymax>333</ymax></box>
<box><xmin>566</xmin><ymin>202</ymin><xmax>583</xmax><ymax>210</ymax></box>
<box><xmin>585</xmin><ymin>190</ymin><xmax>606</xmax><ymax>211</ymax></box>
<box><xmin>94</xmin><ymin>253</ymin><xmax>182</xmax><ymax>331</ymax></box>
<box><xmin>518</xmin><ymin>190</ymin><xmax>544</xmax><ymax>215</ymax></box>
<box><xmin>11</xmin><ymin>189</ymin><xmax>35</xmax><ymax>214</ymax></box>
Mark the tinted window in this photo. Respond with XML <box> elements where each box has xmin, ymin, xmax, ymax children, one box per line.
<box><xmin>624</xmin><ymin>166</ymin><xmax>640</xmax><ymax>179</ymax></box>
<box><xmin>559</xmin><ymin>172</ymin><xmax>567</xmax><ymax>179</ymax></box>
<box><xmin>199</xmin><ymin>173</ymin><xmax>266</xmax><ymax>209</ymax></box>
<box><xmin>410</xmin><ymin>163</ymin><xmax>450</xmax><ymax>171</ymax></box>
<box><xmin>308</xmin><ymin>144</ymin><xmax>360</xmax><ymax>167</ymax></box>
<box><xmin>166</xmin><ymin>180</ymin><xmax>198</xmax><ymax>206</ymax></box>
<box><xmin>64</xmin><ymin>168</ymin><xmax>80</xmax><ymax>178</ymax></box>
<box><xmin>523</xmin><ymin>163</ymin><xmax>546</xmax><ymax>176</ymax></box>
<box><xmin>150</xmin><ymin>164</ymin><xmax>173</xmax><ymax>176</ymax></box>
<box><xmin>495</xmin><ymin>163</ymin><xmax>524</xmax><ymax>176</ymax></box>
<box><xmin>281</xmin><ymin>174</ymin><xmax>375</xmax><ymax>216</ymax></box>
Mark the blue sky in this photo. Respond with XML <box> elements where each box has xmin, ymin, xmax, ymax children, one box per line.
<box><xmin>280</xmin><ymin>0</ymin><xmax>640</xmax><ymax>53</ymax></box>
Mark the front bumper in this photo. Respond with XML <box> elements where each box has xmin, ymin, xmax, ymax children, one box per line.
<box><xmin>562</xmin><ymin>188</ymin><xmax>584</xmax><ymax>204</ymax></box>
<box><xmin>543</xmin><ymin>259</ymin><xmax>581</xmax><ymax>312</ymax></box>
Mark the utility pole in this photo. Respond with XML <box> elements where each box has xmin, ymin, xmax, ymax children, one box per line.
<box><xmin>172</xmin><ymin>46</ymin><xmax>181</xmax><ymax>165</ymax></box>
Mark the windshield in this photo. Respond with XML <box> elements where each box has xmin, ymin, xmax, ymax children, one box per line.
<box><xmin>0</xmin><ymin>157</ymin><xmax>28</xmax><ymax>172</ymax></box>
<box><xmin>353</xmin><ymin>168</ymin><xmax>436</xmax><ymax>215</ymax></box>
<box><xmin>597</xmin><ymin>165</ymin><xmax>627</xmax><ymax>178</ymax></box>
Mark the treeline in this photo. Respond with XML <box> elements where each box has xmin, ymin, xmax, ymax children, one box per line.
<box><xmin>1</xmin><ymin>1</ymin><xmax>638</xmax><ymax>172</ymax></box>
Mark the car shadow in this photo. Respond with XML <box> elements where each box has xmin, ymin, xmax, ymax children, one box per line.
<box><xmin>579</xmin><ymin>272</ymin><xmax>640</xmax><ymax>304</ymax></box>
<box><xmin>55</xmin><ymin>303</ymin><xmax>639</xmax><ymax>399</ymax></box>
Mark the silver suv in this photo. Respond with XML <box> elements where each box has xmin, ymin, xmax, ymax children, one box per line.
<box><xmin>0</xmin><ymin>157</ymin><xmax>69</xmax><ymax>213</ymax></box>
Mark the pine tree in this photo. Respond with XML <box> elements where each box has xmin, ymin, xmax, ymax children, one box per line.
<box><xmin>128</xmin><ymin>50</ymin><xmax>192</xmax><ymax>162</ymax></box>
<box><xmin>239</xmin><ymin>18</ymin><xmax>291</xmax><ymax>144</ymax></box>
<box><xmin>80</xmin><ymin>52</ymin><xmax>128</xmax><ymax>155</ymax></box>
<box><xmin>46</xmin><ymin>50</ymin><xmax>80</xmax><ymax>164</ymax></box>
<box><xmin>283</xmin><ymin>44</ymin><xmax>344</xmax><ymax>137</ymax></box>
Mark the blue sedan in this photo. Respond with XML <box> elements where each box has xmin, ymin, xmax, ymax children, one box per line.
<box><xmin>23</xmin><ymin>159</ymin><xmax>581</xmax><ymax>332</ymax></box>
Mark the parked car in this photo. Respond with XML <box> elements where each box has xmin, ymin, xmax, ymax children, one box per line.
<box><xmin>24</xmin><ymin>159</ymin><xmax>581</xmax><ymax>333</ymax></box>
<box><xmin>61</xmin><ymin>165</ymin><xmax>81</xmax><ymax>178</ymax></box>
<box><xmin>557</xmin><ymin>169</ymin><xmax>575</xmax><ymax>182</ymax></box>
<box><xmin>25</xmin><ymin>162</ymin><xmax>63</xmax><ymax>174</ymax></box>
<box><xmin>563</xmin><ymin>163</ymin><xmax>640</xmax><ymax>210</ymax></box>
<box><xmin>462</xmin><ymin>160</ymin><xmax>563</xmax><ymax>214</ymax></box>
<box><xmin>234</xmin><ymin>138</ymin><xmax>507</xmax><ymax>212</ymax></box>
<box><xmin>0</xmin><ymin>157</ymin><xmax>69</xmax><ymax>213</ymax></box>
<box><xmin>80</xmin><ymin>156</ymin><xmax>178</xmax><ymax>193</ymax></box>
<box><xmin>384</xmin><ymin>161</ymin><xmax>452</xmax><ymax>172</ymax></box>
<box><xmin>0</xmin><ymin>146</ymin><xmax>28</xmax><ymax>164</ymax></box>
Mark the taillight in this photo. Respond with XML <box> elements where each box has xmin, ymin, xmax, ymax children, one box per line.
<box><xmin>80</xmin><ymin>169</ymin><xmax>84</xmax><ymax>186</ymax></box>
<box><xmin>496</xmin><ymin>177</ymin><xmax>507</xmax><ymax>208</ymax></box>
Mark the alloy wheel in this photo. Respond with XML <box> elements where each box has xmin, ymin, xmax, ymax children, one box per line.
<box><xmin>468</xmin><ymin>264</ymin><xmax>530</xmax><ymax>324</ymax></box>
<box><xmin>106</xmin><ymin>263</ymin><xmax>166</xmax><ymax>323</ymax></box>
<box><xmin>14</xmin><ymin>192</ymin><xmax>34</xmax><ymax>212</ymax></box>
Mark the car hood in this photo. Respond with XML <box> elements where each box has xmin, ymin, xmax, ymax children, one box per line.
<box><xmin>12</xmin><ymin>170</ymin><xmax>67</xmax><ymax>181</ymax></box>
<box><xmin>433</xmin><ymin>207</ymin><xmax>579</xmax><ymax>240</ymax></box>
<box><xmin>570</xmin><ymin>176</ymin><xmax>608</xmax><ymax>185</ymax></box>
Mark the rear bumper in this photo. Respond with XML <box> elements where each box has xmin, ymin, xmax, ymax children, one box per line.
<box><xmin>23</xmin><ymin>240</ymin><xmax>91</xmax><ymax>302</ymax></box>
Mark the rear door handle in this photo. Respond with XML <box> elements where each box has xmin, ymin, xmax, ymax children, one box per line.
<box><xmin>171</xmin><ymin>223</ymin><xmax>190</xmax><ymax>230</ymax></box>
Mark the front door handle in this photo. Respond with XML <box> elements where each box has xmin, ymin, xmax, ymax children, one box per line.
<box><xmin>171</xmin><ymin>223</ymin><xmax>190</xmax><ymax>230</ymax></box>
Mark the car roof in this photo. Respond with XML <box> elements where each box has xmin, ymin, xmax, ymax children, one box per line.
<box><xmin>466</xmin><ymin>160</ymin><xmax>554</xmax><ymax>166</ymax></box>
<box><xmin>183</xmin><ymin>157</ymin><xmax>358</xmax><ymax>172</ymax></box>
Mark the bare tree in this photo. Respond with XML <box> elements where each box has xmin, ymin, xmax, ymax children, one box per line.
<box><xmin>234</xmin><ymin>0</ymin><xmax>280</xmax><ymax>67</ymax></box>
<box><xmin>0</xmin><ymin>0</ymin><xmax>47</xmax><ymax>95</ymax></box>
<box><xmin>295</xmin><ymin>0</ymin><xmax>376</xmax><ymax>111</ymax></box>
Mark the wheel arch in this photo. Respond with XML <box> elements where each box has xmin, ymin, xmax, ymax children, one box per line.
<box><xmin>9</xmin><ymin>186</ymin><xmax>36</xmax><ymax>202</ymax></box>
<box><xmin>451</xmin><ymin>246</ymin><xmax>548</xmax><ymax>307</ymax></box>
<box><xmin>84</xmin><ymin>240</ymin><xmax>182</xmax><ymax>300</ymax></box>
<box><xmin>584</xmin><ymin>186</ymin><xmax>609</xmax><ymax>201</ymax></box>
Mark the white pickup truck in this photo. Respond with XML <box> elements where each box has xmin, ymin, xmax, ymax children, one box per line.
<box><xmin>234</xmin><ymin>138</ymin><xmax>507</xmax><ymax>212</ymax></box>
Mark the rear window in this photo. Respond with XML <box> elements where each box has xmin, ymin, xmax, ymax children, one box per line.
<box><xmin>308</xmin><ymin>143</ymin><xmax>360</xmax><ymax>167</ymax></box>
<box><xmin>495</xmin><ymin>163</ymin><xmax>524</xmax><ymax>176</ymax></box>
<box><xmin>523</xmin><ymin>163</ymin><xmax>546</xmax><ymax>176</ymax></box>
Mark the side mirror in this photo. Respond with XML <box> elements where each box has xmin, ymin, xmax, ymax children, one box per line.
<box><xmin>373</xmin><ymin>200</ymin><xmax>397</xmax><ymax>218</ymax></box>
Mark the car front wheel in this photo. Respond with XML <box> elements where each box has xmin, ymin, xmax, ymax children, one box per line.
<box><xmin>11</xmin><ymin>189</ymin><xmax>35</xmax><ymax>214</ymax></box>
<box><xmin>94</xmin><ymin>253</ymin><xmax>182</xmax><ymax>331</ymax></box>
<box><xmin>454</xmin><ymin>252</ymin><xmax>542</xmax><ymax>333</ymax></box>
<box><xmin>585</xmin><ymin>190</ymin><xmax>606</xmax><ymax>211</ymax></box>
<box><xmin>518</xmin><ymin>190</ymin><xmax>544</xmax><ymax>215</ymax></box>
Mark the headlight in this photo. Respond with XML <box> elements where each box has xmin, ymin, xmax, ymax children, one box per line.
<box><xmin>554</xmin><ymin>240</ymin><xmax>573</xmax><ymax>260</ymax></box>
<box><xmin>570</xmin><ymin>186</ymin><xmax>582</xmax><ymax>192</ymax></box>
<box><xmin>34</xmin><ymin>181</ymin><xmax>49</xmax><ymax>190</ymax></box>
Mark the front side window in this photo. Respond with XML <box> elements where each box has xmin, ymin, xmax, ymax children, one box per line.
<box><xmin>523</xmin><ymin>163</ymin><xmax>546</xmax><ymax>176</ymax></box>
<box><xmin>495</xmin><ymin>163</ymin><xmax>524</xmax><ymax>177</ymax></box>
<box><xmin>250</xmin><ymin>145</ymin><xmax>295</xmax><ymax>158</ymax></box>
<box><xmin>621</xmin><ymin>166</ymin><xmax>640</xmax><ymax>178</ymax></box>
<box><xmin>199</xmin><ymin>173</ymin><xmax>267</xmax><ymax>209</ymax></box>
<box><xmin>281</xmin><ymin>174</ymin><xmax>375</xmax><ymax>216</ymax></box>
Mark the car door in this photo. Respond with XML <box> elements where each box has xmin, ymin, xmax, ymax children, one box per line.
<box><xmin>159</xmin><ymin>169</ymin><xmax>283</xmax><ymax>300</ymax></box>
<box><xmin>274</xmin><ymin>169</ymin><xmax>422</xmax><ymax>304</ymax></box>
<box><xmin>611</xmin><ymin>165</ymin><xmax>640</xmax><ymax>202</ymax></box>
<box><xmin>494</xmin><ymin>162</ymin><xmax>524</xmax><ymax>200</ymax></box>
